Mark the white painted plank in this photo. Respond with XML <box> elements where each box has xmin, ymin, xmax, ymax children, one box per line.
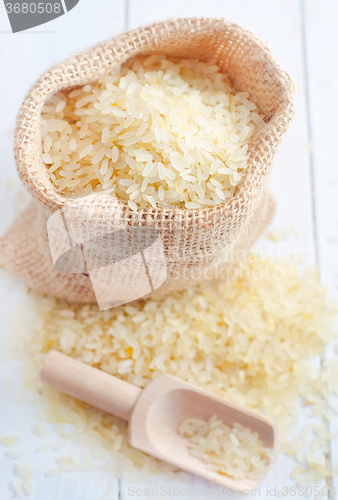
<box><xmin>121</xmin><ymin>1</ymin><xmax>320</xmax><ymax>498</ymax></box>
<box><xmin>303</xmin><ymin>0</ymin><xmax>338</xmax><ymax>494</ymax></box>
<box><xmin>0</xmin><ymin>282</ymin><xmax>121</xmax><ymax>500</ymax></box>
<box><xmin>0</xmin><ymin>2</ymin><xmax>125</xmax><ymax>498</ymax></box>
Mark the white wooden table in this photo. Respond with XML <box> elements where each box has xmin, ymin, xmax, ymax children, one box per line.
<box><xmin>0</xmin><ymin>1</ymin><xmax>337</xmax><ymax>498</ymax></box>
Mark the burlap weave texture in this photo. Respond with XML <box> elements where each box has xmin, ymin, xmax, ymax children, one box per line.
<box><xmin>0</xmin><ymin>18</ymin><xmax>294</xmax><ymax>303</ymax></box>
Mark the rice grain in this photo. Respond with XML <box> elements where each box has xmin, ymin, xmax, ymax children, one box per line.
<box><xmin>41</xmin><ymin>56</ymin><xmax>263</xmax><ymax>209</ymax></box>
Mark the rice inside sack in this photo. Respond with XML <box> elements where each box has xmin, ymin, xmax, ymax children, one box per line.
<box><xmin>1</xmin><ymin>18</ymin><xmax>294</xmax><ymax>303</ymax></box>
<box><xmin>41</xmin><ymin>56</ymin><xmax>264</xmax><ymax>210</ymax></box>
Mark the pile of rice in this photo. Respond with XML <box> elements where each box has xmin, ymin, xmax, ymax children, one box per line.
<box><xmin>178</xmin><ymin>415</ymin><xmax>272</xmax><ymax>480</ymax></box>
<box><xmin>41</xmin><ymin>56</ymin><xmax>264</xmax><ymax>210</ymax></box>
<box><xmin>7</xmin><ymin>255</ymin><xmax>338</xmax><ymax>486</ymax></box>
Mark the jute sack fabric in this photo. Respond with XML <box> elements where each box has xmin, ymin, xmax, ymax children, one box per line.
<box><xmin>0</xmin><ymin>18</ymin><xmax>294</xmax><ymax>304</ymax></box>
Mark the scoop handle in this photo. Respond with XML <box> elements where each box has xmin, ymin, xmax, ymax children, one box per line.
<box><xmin>41</xmin><ymin>350</ymin><xmax>142</xmax><ymax>421</ymax></box>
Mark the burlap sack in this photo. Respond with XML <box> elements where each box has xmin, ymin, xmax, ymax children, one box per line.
<box><xmin>0</xmin><ymin>18</ymin><xmax>294</xmax><ymax>304</ymax></box>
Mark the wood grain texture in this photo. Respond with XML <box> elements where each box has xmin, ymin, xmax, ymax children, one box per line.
<box><xmin>41</xmin><ymin>351</ymin><xmax>276</xmax><ymax>490</ymax></box>
<box><xmin>41</xmin><ymin>351</ymin><xmax>142</xmax><ymax>421</ymax></box>
<box><xmin>128</xmin><ymin>374</ymin><xmax>275</xmax><ymax>491</ymax></box>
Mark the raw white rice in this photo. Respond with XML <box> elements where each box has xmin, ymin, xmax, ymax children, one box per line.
<box><xmin>53</xmin><ymin>440</ymin><xmax>69</xmax><ymax>451</ymax></box>
<box><xmin>11</xmin><ymin>479</ymin><xmax>24</xmax><ymax>497</ymax></box>
<box><xmin>8</xmin><ymin>255</ymin><xmax>338</xmax><ymax>484</ymax></box>
<box><xmin>15</xmin><ymin>461</ymin><xmax>34</xmax><ymax>481</ymax></box>
<box><xmin>23</xmin><ymin>480</ymin><xmax>33</xmax><ymax>495</ymax></box>
<box><xmin>36</xmin><ymin>444</ymin><xmax>52</xmax><ymax>453</ymax></box>
<box><xmin>45</xmin><ymin>467</ymin><xmax>62</xmax><ymax>477</ymax></box>
<box><xmin>178</xmin><ymin>415</ymin><xmax>272</xmax><ymax>480</ymax></box>
<box><xmin>41</xmin><ymin>56</ymin><xmax>264</xmax><ymax>210</ymax></box>
<box><xmin>0</xmin><ymin>434</ymin><xmax>20</xmax><ymax>447</ymax></box>
<box><xmin>6</xmin><ymin>450</ymin><xmax>23</xmax><ymax>459</ymax></box>
<box><xmin>265</xmin><ymin>225</ymin><xmax>299</xmax><ymax>241</ymax></box>
<box><xmin>32</xmin><ymin>423</ymin><xmax>46</xmax><ymax>437</ymax></box>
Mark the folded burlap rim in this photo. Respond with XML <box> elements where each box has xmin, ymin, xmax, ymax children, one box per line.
<box><xmin>14</xmin><ymin>17</ymin><xmax>295</xmax><ymax>225</ymax></box>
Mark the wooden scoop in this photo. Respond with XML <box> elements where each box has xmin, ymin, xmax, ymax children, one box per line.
<box><xmin>41</xmin><ymin>350</ymin><xmax>276</xmax><ymax>490</ymax></box>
